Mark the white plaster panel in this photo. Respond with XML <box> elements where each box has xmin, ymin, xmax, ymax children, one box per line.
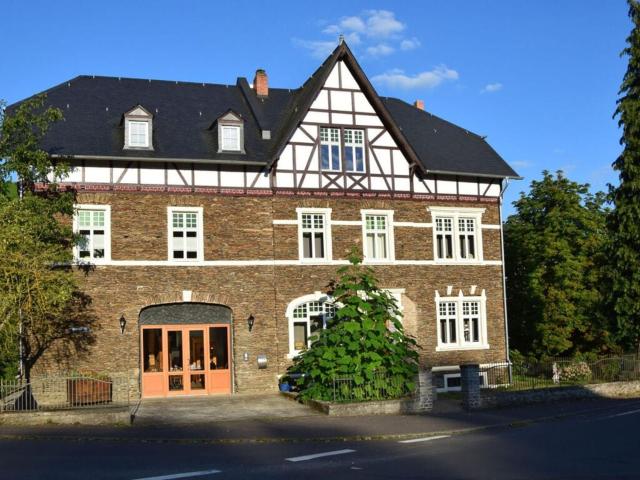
<box><xmin>330</xmin><ymin>90</ymin><xmax>352</xmax><ymax>111</ymax></box>
<box><xmin>324</xmin><ymin>64</ymin><xmax>340</xmax><ymax>88</ymax></box>
<box><xmin>366</xmin><ymin>127</ymin><xmax>383</xmax><ymax>141</ymax></box>
<box><xmin>277</xmin><ymin>172</ymin><xmax>295</xmax><ymax>188</ymax></box>
<box><xmin>220</xmin><ymin>169</ymin><xmax>245</xmax><ymax>187</ymax></box>
<box><xmin>250</xmin><ymin>170</ymin><xmax>270</xmax><ymax>189</ymax></box>
<box><xmin>167</xmin><ymin>167</ymin><xmax>186</xmax><ymax>185</ymax></box>
<box><xmin>194</xmin><ymin>166</ymin><xmax>218</xmax><ymax>186</ymax></box>
<box><xmin>300</xmin><ymin>124</ymin><xmax>318</xmax><ymax>140</ymax></box>
<box><xmin>278</xmin><ymin>145</ymin><xmax>294</xmax><ymax>170</ymax></box>
<box><xmin>426</xmin><ymin>177</ymin><xmax>436</xmax><ymax>192</ymax></box>
<box><xmin>437</xmin><ymin>179</ymin><xmax>457</xmax><ymax>194</ymax></box>
<box><xmin>140</xmin><ymin>164</ymin><xmax>165</xmax><ymax>184</ymax></box>
<box><xmin>300</xmin><ymin>173</ymin><xmax>320</xmax><ymax>189</ymax></box>
<box><xmin>353</xmin><ymin>92</ymin><xmax>375</xmax><ymax>113</ymax></box>
<box><xmin>373</xmin><ymin>148</ymin><xmax>392</xmax><ymax>175</ymax></box>
<box><xmin>119</xmin><ymin>165</ymin><xmax>138</xmax><ymax>184</ymax></box>
<box><xmin>393</xmin><ymin>152</ymin><xmax>410</xmax><ymax>176</ymax></box>
<box><xmin>395</xmin><ymin>177</ymin><xmax>411</xmax><ymax>191</ymax></box>
<box><xmin>331</xmin><ymin>112</ymin><xmax>353</xmax><ymax>125</ymax></box>
<box><xmin>340</xmin><ymin>63</ymin><xmax>360</xmax><ymax>89</ymax></box>
<box><xmin>295</xmin><ymin>145</ymin><xmax>314</xmax><ymax>171</ymax></box>
<box><xmin>368</xmin><ymin>147</ymin><xmax>382</xmax><ymax>175</ymax></box>
<box><xmin>458</xmin><ymin>180</ymin><xmax>478</xmax><ymax>195</ymax></box>
<box><xmin>64</xmin><ymin>165</ymin><xmax>83</xmax><ymax>183</ymax></box>
<box><xmin>371</xmin><ymin>176</ymin><xmax>388</xmax><ymax>191</ymax></box>
<box><xmin>290</xmin><ymin>127</ymin><xmax>315</xmax><ymax>144</ymax></box>
<box><xmin>372</xmin><ymin>131</ymin><xmax>397</xmax><ymax>148</ymax></box>
<box><xmin>84</xmin><ymin>164</ymin><xmax>110</xmax><ymax>183</ymax></box>
<box><xmin>413</xmin><ymin>175</ymin><xmax>429</xmax><ymax>193</ymax></box>
<box><xmin>180</xmin><ymin>166</ymin><xmax>193</xmax><ymax>186</ymax></box>
<box><xmin>310</xmin><ymin>90</ymin><xmax>329</xmax><ymax>110</ymax></box>
<box><xmin>304</xmin><ymin>111</ymin><xmax>330</xmax><ymax>124</ymax></box>
<box><xmin>347</xmin><ymin>176</ymin><xmax>366</xmax><ymax>190</ymax></box>
<box><xmin>355</xmin><ymin>114</ymin><xmax>383</xmax><ymax>127</ymax></box>
<box><xmin>486</xmin><ymin>184</ymin><xmax>501</xmax><ymax>197</ymax></box>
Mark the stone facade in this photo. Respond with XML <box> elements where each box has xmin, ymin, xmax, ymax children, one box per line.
<box><xmin>38</xmin><ymin>190</ymin><xmax>508</xmax><ymax>397</ymax></box>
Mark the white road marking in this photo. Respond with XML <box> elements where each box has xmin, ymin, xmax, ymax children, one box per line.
<box><xmin>131</xmin><ymin>469</ymin><xmax>221</xmax><ymax>480</ymax></box>
<box><xmin>398</xmin><ymin>435</ymin><xmax>451</xmax><ymax>444</ymax></box>
<box><xmin>285</xmin><ymin>449</ymin><xmax>356</xmax><ymax>462</ymax></box>
<box><xmin>601</xmin><ymin>408</ymin><xmax>640</xmax><ymax>420</ymax></box>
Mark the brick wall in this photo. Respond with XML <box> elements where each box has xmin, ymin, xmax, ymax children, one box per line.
<box><xmin>39</xmin><ymin>191</ymin><xmax>508</xmax><ymax>395</ymax></box>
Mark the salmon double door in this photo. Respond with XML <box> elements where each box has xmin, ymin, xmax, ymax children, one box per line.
<box><xmin>141</xmin><ymin>324</ymin><xmax>231</xmax><ymax>397</ymax></box>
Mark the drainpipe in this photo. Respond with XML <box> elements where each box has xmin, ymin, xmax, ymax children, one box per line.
<box><xmin>499</xmin><ymin>179</ymin><xmax>512</xmax><ymax>384</ymax></box>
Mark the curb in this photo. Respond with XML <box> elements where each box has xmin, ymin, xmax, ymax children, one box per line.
<box><xmin>0</xmin><ymin>399</ymin><xmax>638</xmax><ymax>445</ymax></box>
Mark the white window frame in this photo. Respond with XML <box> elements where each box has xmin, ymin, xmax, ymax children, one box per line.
<box><xmin>344</xmin><ymin>128</ymin><xmax>365</xmax><ymax>173</ymax></box>
<box><xmin>428</xmin><ymin>207</ymin><xmax>485</xmax><ymax>263</ymax></box>
<box><xmin>438</xmin><ymin>372</ymin><xmax>488</xmax><ymax>393</ymax></box>
<box><xmin>297</xmin><ymin>208</ymin><xmax>332</xmax><ymax>263</ymax></box>
<box><xmin>73</xmin><ymin>204</ymin><xmax>111</xmax><ymax>263</ymax></box>
<box><xmin>127</xmin><ymin>120</ymin><xmax>150</xmax><ymax>148</ymax></box>
<box><xmin>167</xmin><ymin>207</ymin><xmax>204</xmax><ymax>262</ymax></box>
<box><xmin>361</xmin><ymin>209</ymin><xmax>395</xmax><ymax>263</ymax></box>
<box><xmin>221</xmin><ymin>125</ymin><xmax>241</xmax><ymax>152</ymax></box>
<box><xmin>320</xmin><ymin>127</ymin><xmax>342</xmax><ymax>171</ymax></box>
<box><xmin>435</xmin><ymin>289</ymin><xmax>489</xmax><ymax>351</ymax></box>
<box><xmin>286</xmin><ymin>292</ymin><xmax>336</xmax><ymax>358</ymax></box>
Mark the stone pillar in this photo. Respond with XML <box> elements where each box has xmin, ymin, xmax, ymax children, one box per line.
<box><xmin>461</xmin><ymin>363</ymin><xmax>481</xmax><ymax>411</ymax></box>
<box><xmin>413</xmin><ymin>369</ymin><xmax>435</xmax><ymax>412</ymax></box>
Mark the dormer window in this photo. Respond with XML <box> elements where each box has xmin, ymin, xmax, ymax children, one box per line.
<box><xmin>124</xmin><ymin>105</ymin><xmax>153</xmax><ymax>150</ymax></box>
<box><xmin>216</xmin><ymin>110</ymin><xmax>244</xmax><ymax>153</ymax></box>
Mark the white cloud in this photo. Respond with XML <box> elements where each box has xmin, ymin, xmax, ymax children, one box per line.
<box><xmin>323</xmin><ymin>15</ymin><xmax>366</xmax><ymax>35</ymax></box>
<box><xmin>364</xmin><ymin>10</ymin><xmax>405</xmax><ymax>38</ymax></box>
<box><xmin>511</xmin><ymin>160</ymin><xmax>533</xmax><ymax>169</ymax></box>
<box><xmin>481</xmin><ymin>82</ymin><xmax>503</xmax><ymax>93</ymax></box>
<box><xmin>372</xmin><ymin>65</ymin><xmax>459</xmax><ymax>89</ymax></box>
<box><xmin>366</xmin><ymin>43</ymin><xmax>395</xmax><ymax>57</ymax></box>
<box><xmin>400</xmin><ymin>37</ymin><xmax>421</xmax><ymax>51</ymax></box>
<box><xmin>292</xmin><ymin>38</ymin><xmax>337</xmax><ymax>59</ymax></box>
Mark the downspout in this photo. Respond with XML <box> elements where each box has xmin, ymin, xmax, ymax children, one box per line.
<box><xmin>499</xmin><ymin>178</ymin><xmax>512</xmax><ymax>383</ymax></box>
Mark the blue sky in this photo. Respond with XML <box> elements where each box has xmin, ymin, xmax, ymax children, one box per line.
<box><xmin>0</xmin><ymin>1</ymin><xmax>630</xmax><ymax>215</ymax></box>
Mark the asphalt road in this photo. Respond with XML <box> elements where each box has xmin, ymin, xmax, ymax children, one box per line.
<box><xmin>1</xmin><ymin>401</ymin><xmax>639</xmax><ymax>479</ymax></box>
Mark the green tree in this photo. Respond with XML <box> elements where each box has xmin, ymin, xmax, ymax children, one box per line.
<box><xmin>288</xmin><ymin>252</ymin><xmax>419</xmax><ymax>401</ymax></box>
<box><xmin>609</xmin><ymin>0</ymin><xmax>640</xmax><ymax>352</ymax></box>
<box><xmin>504</xmin><ymin>171</ymin><xmax>612</xmax><ymax>357</ymax></box>
<box><xmin>0</xmin><ymin>96</ymin><xmax>94</xmax><ymax>382</ymax></box>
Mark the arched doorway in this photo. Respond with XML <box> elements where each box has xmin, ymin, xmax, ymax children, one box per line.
<box><xmin>139</xmin><ymin>303</ymin><xmax>232</xmax><ymax>398</ymax></box>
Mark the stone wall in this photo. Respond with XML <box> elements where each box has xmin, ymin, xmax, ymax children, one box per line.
<box><xmin>37</xmin><ymin>191</ymin><xmax>508</xmax><ymax>396</ymax></box>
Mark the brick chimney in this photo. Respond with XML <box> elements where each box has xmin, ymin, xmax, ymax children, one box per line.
<box><xmin>413</xmin><ymin>99</ymin><xmax>424</xmax><ymax>110</ymax></box>
<box><xmin>253</xmin><ymin>69</ymin><xmax>268</xmax><ymax>97</ymax></box>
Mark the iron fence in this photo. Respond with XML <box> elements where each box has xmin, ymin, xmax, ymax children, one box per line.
<box><xmin>481</xmin><ymin>354</ymin><xmax>640</xmax><ymax>392</ymax></box>
<box><xmin>332</xmin><ymin>371</ymin><xmax>414</xmax><ymax>403</ymax></box>
<box><xmin>0</xmin><ymin>372</ymin><xmax>132</xmax><ymax>413</ymax></box>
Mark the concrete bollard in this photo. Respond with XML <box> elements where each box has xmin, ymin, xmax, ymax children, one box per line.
<box><xmin>460</xmin><ymin>363</ymin><xmax>481</xmax><ymax>411</ymax></box>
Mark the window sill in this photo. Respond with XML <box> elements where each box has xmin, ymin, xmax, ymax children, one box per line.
<box><xmin>123</xmin><ymin>146</ymin><xmax>154</xmax><ymax>151</ymax></box>
<box><xmin>435</xmin><ymin>344</ymin><xmax>490</xmax><ymax>352</ymax></box>
<box><xmin>299</xmin><ymin>259</ymin><xmax>333</xmax><ymax>265</ymax></box>
<box><xmin>286</xmin><ymin>352</ymin><xmax>303</xmax><ymax>359</ymax></box>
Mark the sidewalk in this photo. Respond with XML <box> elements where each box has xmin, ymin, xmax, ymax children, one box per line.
<box><xmin>1</xmin><ymin>396</ymin><xmax>638</xmax><ymax>444</ymax></box>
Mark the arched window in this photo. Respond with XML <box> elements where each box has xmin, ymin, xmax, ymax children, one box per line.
<box><xmin>286</xmin><ymin>292</ymin><xmax>336</xmax><ymax>357</ymax></box>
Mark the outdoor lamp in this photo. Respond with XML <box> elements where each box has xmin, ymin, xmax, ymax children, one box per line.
<box><xmin>119</xmin><ymin>314</ymin><xmax>127</xmax><ymax>334</ymax></box>
<box><xmin>247</xmin><ymin>314</ymin><xmax>255</xmax><ymax>332</ymax></box>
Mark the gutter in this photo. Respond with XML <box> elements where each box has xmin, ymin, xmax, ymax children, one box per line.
<box><xmin>426</xmin><ymin>169</ymin><xmax>523</xmax><ymax>180</ymax></box>
<box><xmin>498</xmin><ymin>178</ymin><xmax>512</xmax><ymax>381</ymax></box>
<box><xmin>50</xmin><ymin>154</ymin><xmax>267</xmax><ymax>167</ymax></box>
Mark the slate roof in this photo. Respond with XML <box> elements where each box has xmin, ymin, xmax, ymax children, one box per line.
<box><xmin>8</xmin><ymin>43</ymin><xmax>519</xmax><ymax>178</ymax></box>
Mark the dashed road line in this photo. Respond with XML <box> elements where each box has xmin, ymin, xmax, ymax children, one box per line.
<box><xmin>131</xmin><ymin>469</ymin><xmax>221</xmax><ymax>480</ymax></box>
<box><xmin>398</xmin><ymin>435</ymin><xmax>451</xmax><ymax>444</ymax></box>
<box><xmin>600</xmin><ymin>408</ymin><xmax>640</xmax><ymax>420</ymax></box>
<box><xmin>286</xmin><ymin>449</ymin><xmax>356</xmax><ymax>462</ymax></box>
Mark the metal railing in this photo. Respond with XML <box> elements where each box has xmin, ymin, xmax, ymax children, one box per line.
<box><xmin>0</xmin><ymin>372</ymin><xmax>131</xmax><ymax>413</ymax></box>
<box><xmin>332</xmin><ymin>371</ymin><xmax>414</xmax><ymax>403</ymax></box>
<box><xmin>481</xmin><ymin>354</ymin><xmax>640</xmax><ymax>392</ymax></box>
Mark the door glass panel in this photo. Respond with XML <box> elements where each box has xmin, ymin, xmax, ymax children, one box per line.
<box><xmin>169</xmin><ymin>375</ymin><xmax>184</xmax><ymax>391</ymax></box>
<box><xmin>209</xmin><ymin>327</ymin><xmax>229</xmax><ymax>370</ymax></box>
<box><xmin>168</xmin><ymin>331</ymin><xmax>183</xmax><ymax>372</ymax></box>
<box><xmin>143</xmin><ymin>329</ymin><xmax>163</xmax><ymax>372</ymax></box>
<box><xmin>191</xmin><ymin>374</ymin><xmax>205</xmax><ymax>390</ymax></box>
<box><xmin>189</xmin><ymin>330</ymin><xmax>205</xmax><ymax>371</ymax></box>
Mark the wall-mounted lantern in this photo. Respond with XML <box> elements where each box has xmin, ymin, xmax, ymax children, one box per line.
<box><xmin>247</xmin><ymin>314</ymin><xmax>255</xmax><ymax>333</ymax></box>
<box><xmin>119</xmin><ymin>314</ymin><xmax>127</xmax><ymax>334</ymax></box>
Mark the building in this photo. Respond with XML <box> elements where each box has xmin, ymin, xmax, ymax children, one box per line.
<box><xmin>22</xmin><ymin>41</ymin><xmax>519</xmax><ymax>397</ymax></box>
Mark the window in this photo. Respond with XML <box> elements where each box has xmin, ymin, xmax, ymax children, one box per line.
<box><xmin>168</xmin><ymin>207</ymin><xmax>204</xmax><ymax>261</ymax></box>
<box><xmin>362</xmin><ymin>210</ymin><xmax>394</xmax><ymax>262</ymax></box>
<box><xmin>128</xmin><ymin>120</ymin><xmax>149</xmax><ymax>147</ymax></box>
<box><xmin>74</xmin><ymin>205</ymin><xmax>110</xmax><ymax>262</ymax></box>
<box><xmin>221</xmin><ymin>125</ymin><xmax>241</xmax><ymax>151</ymax></box>
<box><xmin>320</xmin><ymin>127</ymin><xmax>341</xmax><ymax>171</ymax></box>
<box><xmin>287</xmin><ymin>294</ymin><xmax>336</xmax><ymax>356</ymax></box>
<box><xmin>429</xmin><ymin>208</ymin><xmax>484</xmax><ymax>262</ymax></box>
<box><xmin>435</xmin><ymin>290</ymin><xmax>488</xmax><ymax>351</ymax></box>
<box><xmin>298</xmin><ymin>208</ymin><xmax>331</xmax><ymax>261</ymax></box>
<box><xmin>438</xmin><ymin>372</ymin><xmax>488</xmax><ymax>393</ymax></box>
<box><xmin>344</xmin><ymin>129</ymin><xmax>365</xmax><ymax>172</ymax></box>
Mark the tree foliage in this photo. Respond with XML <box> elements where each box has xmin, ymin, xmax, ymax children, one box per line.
<box><xmin>0</xmin><ymin>95</ymin><xmax>94</xmax><ymax>381</ymax></box>
<box><xmin>504</xmin><ymin>171</ymin><xmax>613</xmax><ymax>357</ymax></box>
<box><xmin>608</xmin><ymin>0</ymin><xmax>640</xmax><ymax>351</ymax></box>
<box><xmin>288</xmin><ymin>252</ymin><xmax>419</xmax><ymax>401</ymax></box>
